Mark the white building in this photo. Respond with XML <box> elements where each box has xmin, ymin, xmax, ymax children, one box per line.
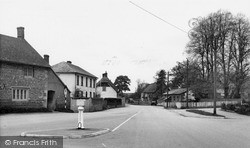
<box><xmin>52</xmin><ymin>61</ymin><xmax>97</xmax><ymax>99</ymax></box>
<box><xmin>96</xmin><ymin>72</ymin><xmax>118</xmax><ymax>99</ymax></box>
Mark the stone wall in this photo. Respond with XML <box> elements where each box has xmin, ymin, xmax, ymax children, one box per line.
<box><xmin>48</xmin><ymin>69</ymin><xmax>71</xmax><ymax>110</ymax></box>
<box><xmin>0</xmin><ymin>62</ymin><xmax>48</xmax><ymax>109</ymax></box>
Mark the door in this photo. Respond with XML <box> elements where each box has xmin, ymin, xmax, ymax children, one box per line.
<box><xmin>47</xmin><ymin>90</ymin><xmax>55</xmax><ymax>111</ymax></box>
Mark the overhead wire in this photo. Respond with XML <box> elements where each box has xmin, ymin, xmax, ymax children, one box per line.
<box><xmin>129</xmin><ymin>1</ymin><xmax>188</xmax><ymax>34</ymax></box>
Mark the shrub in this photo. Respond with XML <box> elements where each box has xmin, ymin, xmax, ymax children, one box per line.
<box><xmin>221</xmin><ymin>103</ymin><xmax>226</xmax><ymax>110</ymax></box>
<box><xmin>221</xmin><ymin>102</ymin><xmax>250</xmax><ymax>115</ymax></box>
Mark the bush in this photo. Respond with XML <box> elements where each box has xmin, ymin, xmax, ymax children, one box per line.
<box><xmin>221</xmin><ymin>103</ymin><xmax>226</xmax><ymax>110</ymax></box>
<box><xmin>221</xmin><ymin>102</ymin><xmax>250</xmax><ymax>115</ymax></box>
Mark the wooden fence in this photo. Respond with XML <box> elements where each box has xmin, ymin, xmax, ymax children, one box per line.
<box><xmin>163</xmin><ymin>100</ymin><xmax>241</xmax><ymax>109</ymax></box>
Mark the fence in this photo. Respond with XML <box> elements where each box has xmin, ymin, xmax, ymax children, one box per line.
<box><xmin>164</xmin><ymin>99</ymin><xmax>241</xmax><ymax>109</ymax></box>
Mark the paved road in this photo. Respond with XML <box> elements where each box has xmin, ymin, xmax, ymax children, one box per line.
<box><xmin>1</xmin><ymin>105</ymin><xmax>250</xmax><ymax>148</ymax></box>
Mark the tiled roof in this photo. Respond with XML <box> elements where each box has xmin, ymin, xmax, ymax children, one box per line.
<box><xmin>164</xmin><ymin>88</ymin><xmax>187</xmax><ymax>95</ymax></box>
<box><xmin>52</xmin><ymin>62</ymin><xmax>97</xmax><ymax>78</ymax></box>
<box><xmin>142</xmin><ymin>83</ymin><xmax>157</xmax><ymax>93</ymax></box>
<box><xmin>96</xmin><ymin>77</ymin><xmax>118</xmax><ymax>92</ymax></box>
<box><xmin>0</xmin><ymin>34</ymin><xmax>50</xmax><ymax>67</ymax></box>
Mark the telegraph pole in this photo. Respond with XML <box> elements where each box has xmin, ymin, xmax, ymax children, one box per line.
<box><xmin>213</xmin><ymin>50</ymin><xmax>217</xmax><ymax>115</ymax></box>
<box><xmin>186</xmin><ymin>59</ymin><xmax>189</xmax><ymax>108</ymax></box>
<box><xmin>166</xmin><ymin>71</ymin><xmax>170</xmax><ymax>108</ymax></box>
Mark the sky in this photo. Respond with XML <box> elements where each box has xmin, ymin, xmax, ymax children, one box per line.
<box><xmin>1</xmin><ymin>0</ymin><xmax>250</xmax><ymax>92</ymax></box>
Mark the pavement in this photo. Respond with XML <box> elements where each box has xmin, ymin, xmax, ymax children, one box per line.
<box><xmin>169</xmin><ymin>107</ymin><xmax>248</xmax><ymax>119</ymax></box>
<box><xmin>21</xmin><ymin>127</ymin><xmax>111</xmax><ymax>139</ymax></box>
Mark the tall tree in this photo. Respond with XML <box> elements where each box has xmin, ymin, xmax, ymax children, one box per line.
<box><xmin>187</xmin><ymin>10</ymin><xmax>250</xmax><ymax>99</ymax></box>
<box><xmin>170</xmin><ymin>60</ymin><xmax>206</xmax><ymax>99</ymax></box>
<box><xmin>132</xmin><ymin>79</ymin><xmax>148</xmax><ymax>100</ymax></box>
<box><xmin>114</xmin><ymin>75</ymin><xmax>131</xmax><ymax>95</ymax></box>
<box><xmin>155</xmin><ymin>69</ymin><xmax>167</xmax><ymax>98</ymax></box>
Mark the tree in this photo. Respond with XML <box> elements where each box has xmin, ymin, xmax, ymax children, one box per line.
<box><xmin>131</xmin><ymin>79</ymin><xmax>148</xmax><ymax>101</ymax></box>
<box><xmin>187</xmin><ymin>10</ymin><xmax>250</xmax><ymax>99</ymax></box>
<box><xmin>155</xmin><ymin>69</ymin><xmax>167</xmax><ymax>99</ymax></box>
<box><xmin>170</xmin><ymin>60</ymin><xmax>206</xmax><ymax>100</ymax></box>
<box><xmin>114</xmin><ymin>75</ymin><xmax>131</xmax><ymax>95</ymax></box>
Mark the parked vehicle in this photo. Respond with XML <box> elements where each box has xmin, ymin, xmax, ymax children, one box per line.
<box><xmin>151</xmin><ymin>100</ymin><xmax>157</xmax><ymax>106</ymax></box>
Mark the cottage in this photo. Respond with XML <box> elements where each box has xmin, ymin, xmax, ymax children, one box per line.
<box><xmin>0</xmin><ymin>27</ymin><xmax>70</xmax><ymax>112</ymax></box>
<box><xmin>96</xmin><ymin>72</ymin><xmax>124</xmax><ymax>107</ymax></box>
<box><xmin>163</xmin><ymin>88</ymin><xmax>195</xmax><ymax>102</ymax></box>
<box><xmin>52</xmin><ymin>61</ymin><xmax>97</xmax><ymax>111</ymax></box>
<box><xmin>140</xmin><ymin>83</ymin><xmax>167</xmax><ymax>104</ymax></box>
<box><xmin>96</xmin><ymin>72</ymin><xmax>118</xmax><ymax>98</ymax></box>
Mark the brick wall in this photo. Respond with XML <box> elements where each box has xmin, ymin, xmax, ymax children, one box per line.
<box><xmin>0</xmin><ymin>62</ymin><xmax>48</xmax><ymax>109</ymax></box>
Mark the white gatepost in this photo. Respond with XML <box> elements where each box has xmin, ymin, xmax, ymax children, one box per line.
<box><xmin>76</xmin><ymin>99</ymin><xmax>85</xmax><ymax>129</ymax></box>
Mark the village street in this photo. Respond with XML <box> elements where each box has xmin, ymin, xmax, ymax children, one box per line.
<box><xmin>1</xmin><ymin>105</ymin><xmax>250</xmax><ymax>148</ymax></box>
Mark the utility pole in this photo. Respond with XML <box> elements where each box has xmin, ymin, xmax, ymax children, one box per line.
<box><xmin>186</xmin><ymin>59</ymin><xmax>189</xmax><ymax>109</ymax></box>
<box><xmin>213</xmin><ymin>50</ymin><xmax>217</xmax><ymax>115</ymax></box>
<box><xmin>166</xmin><ymin>71</ymin><xmax>170</xmax><ymax>108</ymax></box>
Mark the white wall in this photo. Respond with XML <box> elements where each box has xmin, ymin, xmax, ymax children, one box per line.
<box><xmin>57</xmin><ymin>73</ymin><xmax>97</xmax><ymax>98</ymax></box>
<box><xmin>57</xmin><ymin>73</ymin><xmax>75</xmax><ymax>97</ymax></box>
<box><xmin>96</xmin><ymin>86</ymin><xmax>117</xmax><ymax>98</ymax></box>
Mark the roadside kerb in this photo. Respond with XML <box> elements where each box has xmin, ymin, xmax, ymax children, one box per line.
<box><xmin>21</xmin><ymin>128</ymin><xmax>111</xmax><ymax>139</ymax></box>
<box><xmin>169</xmin><ymin>109</ymin><xmax>227</xmax><ymax>119</ymax></box>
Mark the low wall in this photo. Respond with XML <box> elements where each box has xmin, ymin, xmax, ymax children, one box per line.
<box><xmin>70</xmin><ymin>98</ymin><xmax>107</xmax><ymax>112</ymax></box>
<box><xmin>164</xmin><ymin>99</ymin><xmax>241</xmax><ymax>109</ymax></box>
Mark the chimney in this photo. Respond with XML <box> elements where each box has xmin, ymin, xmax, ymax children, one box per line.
<box><xmin>103</xmin><ymin>71</ymin><xmax>108</xmax><ymax>78</ymax></box>
<box><xmin>17</xmin><ymin>27</ymin><xmax>25</xmax><ymax>39</ymax></box>
<box><xmin>44</xmin><ymin>54</ymin><xmax>49</xmax><ymax>64</ymax></box>
<box><xmin>67</xmin><ymin>61</ymin><xmax>72</xmax><ymax>64</ymax></box>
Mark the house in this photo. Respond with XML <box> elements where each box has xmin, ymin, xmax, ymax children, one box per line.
<box><xmin>96</xmin><ymin>72</ymin><xmax>124</xmax><ymax>107</ymax></box>
<box><xmin>52</xmin><ymin>61</ymin><xmax>97</xmax><ymax>111</ymax></box>
<box><xmin>140</xmin><ymin>83</ymin><xmax>167</xmax><ymax>104</ymax></box>
<box><xmin>0</xmin><ymin>27</ymin><xmax>70</xmax><ymax>112</ymax></box>
<box><xmin>163</xmin><ymin>88</ymin><xmax>195</xmax><ymax>102</ymax></box>
<box><xmin>96</xmin><ymin>72</ymin><xmax>118</xmax><ymax>98</ymax></box>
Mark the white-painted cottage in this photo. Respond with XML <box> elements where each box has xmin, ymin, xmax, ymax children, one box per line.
<box><xmin>96</xmin><ymin>72</ymin><xmax>118</xmax><ymax>99</ymax></box>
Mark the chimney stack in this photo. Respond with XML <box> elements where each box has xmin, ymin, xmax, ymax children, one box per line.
<box><xmin>67</xmin><ymin>61</ymin><xmax>72</xmax><ymax>64</ymax></box>
<box><xmin>17</xmin><ymin>27</ymin><xmax>25</xmax><ymax>39</ymax></box>
<box><xmin>103</xmin><ymin>71</ymin><xmax>108</xmax><ymax>78</ymax></box>
<box><xmin>44</xmin><ymin>54</ymin><xmax>49</xmax><ymax>64</ymax></box>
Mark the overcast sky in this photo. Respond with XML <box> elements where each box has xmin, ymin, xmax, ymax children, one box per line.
<box><xmin>1</xmin><ymin>0</ymin><xmax>250</xmax><ymax>92</ymax></box>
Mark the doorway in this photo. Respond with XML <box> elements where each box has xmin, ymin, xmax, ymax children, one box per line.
<box><xmin>47</xmin><ymin>90</ymin><xmax>55</xmax><ymax>111</ymax></box>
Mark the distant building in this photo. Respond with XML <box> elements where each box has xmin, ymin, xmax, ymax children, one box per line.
<box><xmin>96</xmin><ymin>72</ymin><xmax>124</xmax><ymax>107</ymax></box>
<box><xmin>141</xmin><ymin>83</ymin><xmax>167</xmax><ymax>104</ymax></box>
<box><xmin>96</xmin><ymin>72</ymin><xmax>118</xmax><ymax>98</ymax></box>
<box><xmin>0</xmin><ymin>27</ymin><xmax>70</xmax><ymax>111</ymax></box>
<box><xmin>163</xmin><ymin>88</ymin><xmax>195</xmax><ymax>102</ymax></box>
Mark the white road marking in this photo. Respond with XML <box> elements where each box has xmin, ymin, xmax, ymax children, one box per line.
<box><xmin>102</xmin><ymin>143</ymin><xmax>107</xmax><ymax>147</ymax></box>
<box><xmin>112</xmin><ymin>111</ymin><xmax>141</xmax><ymax>132</ymax></box>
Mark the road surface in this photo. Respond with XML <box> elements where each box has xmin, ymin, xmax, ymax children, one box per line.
<box><xmin>1</xmin><ymin>105</ymin><xmax>250</xmax><ymax>148</ymax></box>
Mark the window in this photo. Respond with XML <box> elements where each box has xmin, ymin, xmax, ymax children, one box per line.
<box><xmin>102</xmin><ymin>86</ymin><xmax>106</xmax><ymax>91</ymax></box>
<box><xmin>93</xmin><ymin>80</ymin><xmax>95</xmax><ymax>88</ymax></box>
<box><xmin>81</xmin><ymin>76</ymin><xmax>83</xmax><ymax>86</ymax></box>
<box><xmin>77</xmin><ymin>75</ymin><xmax>79</xmax><ymax>85</ymax></box>
<box><xmin>24</xmin><ymin>67</ymin><xmax>34</xmax><ymax>77</ymax></box>
<box><xmin>85</xmin><ymin>91</ymin><xmax>88</xmax><ymax>97</ymax></box>
<box><xmin>12</xmin><ymin>88</ymin><xmax>29</xmax><ymax>100</ymax></box>
<box><xmin>90</xmin><ymin>78</ymin><xmax>92</xmax><ymax>88</ymax></box>
<box><xmin>86</xmin><ymin>77</ymin><xmax>88</xmax><ymax>87</ymax></box>
<box><xmin>90</xmin><ymin>92</ymin><xmax>92</xmax><ymax>98</ymax></box>
<box><xmin>93</xmin><ymin>92</ymin><xmax>96</xmax><ymax>97</ymax></box>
